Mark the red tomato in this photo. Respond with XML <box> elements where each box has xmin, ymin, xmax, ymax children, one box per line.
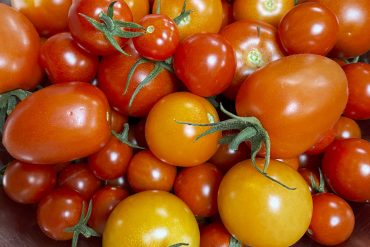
<box><xmin>305</xmin><ymin>128</ymin><xmax>336</xmax><ymax>155</ymax></box>
<box><xmin>109</xmin><ymin>109</ymin><xmax>128</xmax><ymax>133</ymax></box>
<box><xmin>298</xmin><ymin>153</ymin><xmax>323</xmax><ymax>169</ymax></box>
<box><xmin>334</xmin><ymin>116</ymin><xmax>362</xmax><ymax>140</ymax></box>
<box><xmin>298</xmin><ymin>167</ymin><xmax>326</xmax><ymax>194</ymax></box>
<box><xmin>220</xmin><ymin>0</ymin><xmax>233</xmax><ymax>29</ymax></box>
<box><xmin>236</xmin><ymin>54</ymin><xmax>348</xmax><ymax>158</ymax></box>
<box><xmin>322</xmin><ymin>138</ymin><xmax>370</xmax><ymax>202</ymax></box>
<box><xmin>200</xmin><ymin>222</ymin><xmax>231</xmax><ymax>247</ymax></box>
<box><xmin>3</xmin><ymin>160</ymin><xmax>56</xmax><ymax>204</ymax></box>
<box><xmin>106</xmin><ymin>175</ymin><xmax>131</xmax><ymax>191</ymax></box>
<box><xmin>173</xmin><ymin>33</ymin><xmax>236</xmax><ymax>97</ymax></box>
<box><xmin>123</xmin><ymin>0</ymin><xmax>150</xmax><ymax>22</ymax></box>
<box><xmin>2</xmin><ymin>82</ymin><xmax>111</xmax><ymax>164</ymax></box>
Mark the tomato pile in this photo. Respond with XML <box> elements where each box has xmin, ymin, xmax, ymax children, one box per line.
<box><xmin>0</xmin><ymin>0</ymin><xmax>369</xmax><ymax>246</ymax></box>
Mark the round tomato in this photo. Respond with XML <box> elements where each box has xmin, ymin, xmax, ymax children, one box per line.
<box><xmin>333</xmin><ymin>116</ymin><xmax>362</xmax><ymax>140</ymax></box>
<box><xmin>123</xmin><ymin>0</ymin><xmax>149</xmax><ymax>22</ymax></box>
<box><xmin>218</xmin><ymin>159</ymin><xmax>312</xmax><ymax>246</ymax></box>
<box><xmin>305</xmin><ymin>128</ymin><xmax>336</xmax><ymax>155</ymax></box>
<box><xmin>221</xmin><ymin>0</ymin><xmax>233</xmax><ymax>29</ymax></box>
<box><xmin>103</xmin><ymin>190</ymin><xmax>200</xmax><ymax>247</ymax></box>
<box><xmin>109</xmin><ymin>109</ymin><xmax>128</xmax><ymax>133</ymax></box>
<box><xmin>200</xmin><ymin>222</ymin><xmax>231</xmax><ymax>247</ymax></box>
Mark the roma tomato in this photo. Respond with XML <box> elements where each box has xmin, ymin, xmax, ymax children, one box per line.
<box><xmin>103</xmin><ymin>191</ymin><xmax>200</xmax><ymax>247</ymax></box>
<box><xmin>218</xmin><ymin>159</ymin><xmax>312</xmax><ymax>247</ymax></box>
<box><xmin>123</xmin><ymin>0</ymin><xmax>149</xmax><ymax>22</ymax></box>
<box><xmin>236</xmin><ymin>54</ymin><xmax>348</xmax><ymax>158</ymax></box>
<box><xmin>200</xmin><ymin>222</ymin><xmax>232</xmax><ymax>247</ymax></box>
<box><xmin>145</xmin><ymin>92</ymin><xmax>221</xmax><ymax>167</ymax></box>
<box><xmin>334</xmin><ymin>116</ymin><xmax>362</xmax><ymax>140</ymax></box>
<box><xmin>2</xmin><ymin>82</ymin><xmax>111</xmax><ymax>164</ymax></box>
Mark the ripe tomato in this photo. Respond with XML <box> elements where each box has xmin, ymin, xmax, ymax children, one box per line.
<box><xmin>11</xmin><ymin>0</ymin><xmax>72</xmax><ymax>37</ymax></box>
<box><xmin>2</xmin><ymin>82</ymin><xmax>111</xmax><ymax>164</ymax></box>
<box><xmin>173</xmin><ymin>33</ymin><xmax>236</xmax><ymax>97</ymax></box>
<box><xmin>109</xmin><ymin>109</ymin><xmax>128</xmax><ymax>133</ymax></box>
<box><xmin>145</xmin><ymin>92</ymin><xmax>221</xmax><ymax>167</ymax></box>
<box><xmin>233</xmin><ymin>0</ymin><xmax>294</xmax><ymax>27</ymax></box>
<box><xmin>123</xmin><ymin>0</ymin><xmax>149</xmax><ymax>22</ymax></box>
<box><xmin>152</xmin><ymin>0</ymin><xmax>223</xmax><ymax>40</ymax></box>
<box><xmin>322</xmin><ymin>138</ymin><xmax>370</xmax><ymax>202</ymax></box>
<box><xmin>218</xmin><ymin>159</ymin><xmax>312</xmax><ymax>246</ymax></box>
<box><xmin>275</xmin><ymin>157</ymin><xmax>300</xmax><ymax>170</ymax></box>
<box><xmin>298</xmin><ymin>167</ymin><xmax>321</xmax><ymax>194</ymax></box>
<box><xmin>3</xmin><ymin>160</ymin><xmax>56</xmax><ymax>204</ymax></box>
<box><xmin>0</xmin><ymin>3</ymin><xmax>42</xmax><ymax>93</ymax></box>
<box><xmin>334</xmin><ymin>116</ymin><xmax>362</xmax><ymax>140</ymax></box>
<box><xmin>305</xmin><ymin>128</ymin><xmax>336</xmax><ymax>155</ymax></box>
<box><xmin>308</xmin><ymin>193</ymin><xmax>355</xmax><ymax>245</ymax></box>
<box><xmin>221</xmin><ymin>0</ymin><xmax>233</xmax><ymax>29</ymax></box>
<box><xmin>236</xmin><ymin>54</ymin><xmax>348</xmax><ymax>158</ymax></box>
<box><xmin>103</xmin><ymin>190</ymin><xmax>200</xmax><ymax>247</ymax></box>
<box><xmin>200</xmin><ymin>222</ymin><xmax>231</xmax><ymax>247</ymax></box>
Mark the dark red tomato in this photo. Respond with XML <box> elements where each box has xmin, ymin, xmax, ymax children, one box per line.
<box><xmin>37</xmin><ymin>187</ymin><xmax>85</xmax><ymax>240</ymax></box>
<box><xmin>334</xmin><ymin>116</ymin><xmax>362</xmax><ymax>140</ymax></box>
<box><xmin>40</xmin><ymin>32</ymin><xmax>99</xmax><ymax>84</ymax></box>
<box><xmin>220</xmin><ymin>19</ymin><xmax>284</xmax><ymax>100</ymax></box>
<box><xmin>278</xmin><ymin>2</ymin><xmax>339</xmax><ymax>55</ymax></box>
<box><xmin>221</xmin><ymin>0</ymin><xmax>233</xmax><ymax>29</ymax></box>
<box><xmin>236</xmin><ymin>54</ymin><xmax>348</xmax><ymax>158</ymax></box>
<box><xmin>88</xmin><ymin>136</ymin><xmax>133</xmax><ymax>180</ymax></box>
<box><xmin>298</xmin><ymin>167</ymin><xmax>322</xmax><ymax>194</ymax></box>
<box><xmin>11</xmin><ymin>0</ymin><xmax>72</xmax><ymax>37</ymax></box>
<box><xmin>127</xmin><ymin>150</ymin><xmax>176</xmax><ymax>192</ymax></box>
<box><xmin>305</xmin><ymin>128</ymin><xmax>336</xmax><ymax>155</ymax></box>
<box><xmin>110</xmin><ymin>109</ymin><xmax>128</xmax><ymax>133</ymax></box>
<box><xmin>68</xmin><ymin>0</ymin><xmax>133</xmax><ymax>55</ymax></box>
<box><xmin>98</xmin><ymin>49</ymin><xmax>178</xmax><ymax>117</ymax></box>
<box><xmin>308</xmin><ymin>193</ymin><xmax>355</xmax><ymax>245</ymax></box>
<box><xmin>298</xmin><ymin>153</ymin><xmax>323</xmax><ymax>169</ymax></box>
<box><xmin>106</xmin><ymin>175</ymin><xmax>131</xmax><ymax>191</ymax></box>
<box><xmin>174</xmin><ymin>163</ymin><xmax>223</xmax><ymax>217</ymax></box>
<box><xmin>173</xmin><ymin>33</ymin><xmax>236</xmax><ymax>97</ymax></box>
<box><xmin>2</xmin><ymin>82</ymin><xmax>111</xmax><ymax>164</ymax></box>
<box><xmin>128</xmin><ymin>117</ymin><xmax>148</xmax><ymax>148</ymax></box>
<box><xmin>342</xmin><ymin>63</ymin><xmax>370</xmax><ymax>120</ymax></box>
<box><xmin>3</xmin><ymin>160</ymin><xmax>56</xmax><ymax>204</ymax></box>
<box><xmin>322</xmin><ymin>138</ymin><xmax>370</xmax><ymax>202</ymax></box>
<box><xmin>0</xmin><ymin>3</ymin><xmax>42</xmax><ymax>93</ymax></box>
<box><xmin>200</xmin><ymin>222</ymin><xmax>231</xmax><ymax>247</ymax></box>
<box><xmin>58</xmin><ymin>163</ymin><xmax>101</xmax><ymax>199</ymax></box>
<box><xmin>133</xmin><ymin>14</ymin><xmax>179</xmax><ymax>61</ymax></box>
<box><xmin>88</xmin><ymin>186</ymin><xmax>129</xmax><ymax>234</ymax></box>
<box><xmin>310</xmin><ymin>0</ymin><xmax>370</xmax><ymax>57</ymax></box>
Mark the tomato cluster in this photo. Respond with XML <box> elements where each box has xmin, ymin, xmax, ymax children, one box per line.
<box><xmin>0</xmin><ymin>0</ymin><xmax>369</xmax><ymax>247</ymax></box>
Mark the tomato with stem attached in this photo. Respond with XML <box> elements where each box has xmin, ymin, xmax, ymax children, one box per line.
<box><xmin>333</xmin><ymin>116</ymin><xmax>362</xmax><ymax>140</ymax></box>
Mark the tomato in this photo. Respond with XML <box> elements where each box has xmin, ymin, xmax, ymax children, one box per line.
<box><xmin>298</xmin><ymin>167</ymin><xmax>326</xmax><ymax>194</ymax></box>
<box><xmin>127</xmin><ymin>150</ymin><xmax>176</xmax><ymax>192</ymax></box>
<box><xmin>145</xmin><ymin>92</ymin><xmax>221</xmax><ymax>167</ymax></box>
<box><xmin>88</xmin><ymin>186</ymin><xmax>129</xmax><ymax>234</ymax></box>
<box><xmin>123</xmin><ymin>0</ymin><xmax>149</xmax><ymax>22</ymax></box>
<box><xmin>334</xmin><ymin>116</ymin><xmax>362</xmax><ymax>140</ymax></box>
<box><xmin>305</xmin><ymin>128</ymin><xmax>336</xmax><ymax>155</ymax></box>
<box><xmin>68</xmin><ymin>0</ymin><xmax>133</xmax><ymax>55</ymax></box>
<box><xmin>221</xmin><ymin>0</ymin><xmax>233</xmax><ymax>29</ymax></box>
<box><xmin>109</xmin><ymin>109</ymin><xmax>128</xmax><ymax>133</ymax></box>
<box><xmin>173</xmin><ymin>33</ymin><xmax>236</xmax><ymax>97</ymax></box>
<box><xmin>220</xmin><ymin>19</ymin><xmax>284</xmax><ymax>100</ymax></box>
<box><xmin>200</xmin><ymin>222</ymin><xmax>231</xmax><ymax>247</ymax></box>
<box><xmin>276</xmin><ymin>157</ymin><xmax>299</xmax><ymax>170</ymax></box>
<box><xmin>103</xmin><ymin>190</ymin><xmax>200</xmax><ymax>246</ymax></box>
<box><xmin>133</xmin><ymin>14</ymin><xmax>180</xmax><ymax>61</ymax></box>
<box><xmin>233</xmin><ymin>0</ymin><xmax>294</xmax><ymax>27</ymax></box>
<box><xmin>11</xmin><ymin>0</ymin><xmax>72</xmax><ymax>37</ymax></box>
<box><xmin>0</xmin><ymin>3</ymin><xmax>42</xmax><ymax>93</ymax></box>
<box><xmin>2</xmin><ymin>82</ymin><xmax>111</xmax><ymax>164</ymax></box>
<box><xmin>322</xmin><ymin>138</ymin><xmax>370</xmax><ymax>202</ymax></box>
<box><xmin>236</xmin><ymin>54</ymin><xmax>348</xmax><ymax>158</ymax></box>
<box><xmin>128</xmin><ymin>117</ymin><xmax>148</xmax><ymax>148</ymax></box>
<box><xmin>37</xmin><ymin>187</ymin><xmax>85</xmax><ymax>240</ymax></box>
<box><xmin>308</xmin><ymin>193</ymin><xmax>355</xmax><ymax>245</ymax></box>
<box><xmin>298</xmin><ymin>153</ymin><xmax>323</xmax><ymax>169</ymax></box>
<box><xmin>342</xmin><ymin>63</ymin><xmax>370</xmax><ymax>120</ymax></box>
<box><xmin>218</xmin><ymin>159</ymin><xmax>312</xmax><ymax>246</ymax></box>
<box><xmin>106</xmin><ymin>175</ymin><xmax>131</xmax><ymax>191</ymax></box>
<box><xmin>278</xmin><ymin>2</ymin><xmax>339</xmax><ymax>55</ymax></box>
<box><xmin>152</xmin><ymin>0</ymin><xmax>223</xmax><ymax>40</ymax></box>
<box><xmin>3</xmin><ymin>160</ymin><xmax>56</xmax><ymax>204</ymax></box>
<box><xmin>174</xmin><ymin>163</ymin><xmax>222</xmax><ymax>217</ymax></box>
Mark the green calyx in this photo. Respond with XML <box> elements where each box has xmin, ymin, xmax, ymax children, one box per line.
<box><xmin>112</xmin><ymin>123</ymin><xmax>145</xmax><ymax>149</ymax></box>
<box><xmin>173</xmin><ymin>0</ymin><xmax>193</xmax><ymax>26</ymax></box>
<box><xmin>264</xmin><ymin>0</ymin><xmax>277</xmax><ymax>11</ymax></box>
<box><xmin>247</xmin><ymin>48</ymin><xmax>264</xmax><ymax>68</ymax></box>
<box><xmin>229</xmin><ymin>236</ymin><xmax>243</xmax><ymax>247</ymax></box>
<box><xmin>310</xmin><ymin>168</ymin><xmax>326</xmax><ymax>193</ymax></box>
<box><xmin>168</xmin><ymin>244</ymin><xmax>189</xmax><ymax>247</ymax></box>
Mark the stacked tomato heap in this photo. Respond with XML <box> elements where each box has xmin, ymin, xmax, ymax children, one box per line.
<box><xmin>0</xmin><ymin>0</ymin><xmax>369</xmax><ymax>246</ymax></box>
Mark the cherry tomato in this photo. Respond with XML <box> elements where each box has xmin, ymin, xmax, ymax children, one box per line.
<box><xmin>298</xmin><ymin>153</ymin><xmax>323</xmax><ymax>169</ymax></box>
<box><xmin>173</xmin><ymin>33</ymin><xmax>236</xmax><ymax>97</ymax></box>
<box><xmin>145</xmin><ymin>92</ymin><xmax>221</xmax><ymax>167</ymax></box>
<box><xmin>322</xmin><ymin>138</ymin><xmax>370</xmax><ymax>202</ymax></box>
<box><xmin>298</xmin><ymin>167</ymin><xmax>325</xmax><ymax>194</ymax></box>
<box><xmin>221</xmin><ymin>0</ymin><xmax>233</xmax><ymax>29</ymax></box>
<box><xmin>236</xmin><ymin>54</ymin><xmax>348</xmax><ymax>158</ymax></box>
<box><xmin>103</xmin><ymin>191</ymin><xmax>200</xmax><ymax>246</ymax></box>
<box><xmin>106</xmin><ymin>175</ymin><xmax>131</xmax><ymax>191</ymax></box>
<box><xmin>200</xmin><ymin>222</ymin><xmax>231</xmax><ymax>247</ymax></box>
<box><xmin>305</xmin><ymin>128</ymin><xmax>336</xmax><ymax>155</ymax></box>
<box><xmin>88</xmin><ymin>186</ymin><xmax>129</xmax><ymax>234</ymax></box>
<box><xmin>109</xmin><ymin>109</ymin><xmax>128</xmax><ymax>133</ymax></box>
<box><xmin>127</xmin><ymin>150</ymin><xmax>176</xmax><ymax>192</ymax></box>
<box><xmin>334</xmin><ymin>116</ymin><xmax>362</xmax><ymax>140</ymax></box>
<box><xmin>276</xmin><ymin>157</ymin><xmax>300</xmax><ymax>170</ymax></box>
<box><xmin>2</xmin><ymin>82</ymin><xmax>111</xmax><ymax>164</ymax></box>
<box><xmin>218</xmin><ymin>159</ymin><xmax>312</xmax><ymax>246</ymax></box>
<box><xmin>308</xmin><ymin>193</ymin><xmax>355</xmax><ymax>245</ymax></box>
<box><xmin>3</xmin><ymin>160</ymin><xmax>56</xmax><ymax>204</ymax></box>
<box><xmin>123</xmin><ymin>0</ymin><xmax>149</xmax><ymax>22</ymax></box>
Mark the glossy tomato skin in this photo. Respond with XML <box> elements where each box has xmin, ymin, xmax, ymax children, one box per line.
<box><xmin>218</xmin><ymin>159</ymin><xmax>313</xmax><ymax>246</ymax></box>
<box><xmin>68</xmin><ymin>0</ymin><xmax>133</xmax><ymax>55</ymax></box>
<box><xmin>103</xmin><ymin>191</ymin><xmax>200</xmax><ymax>247</ymax></box>
<box><xmin>334</xmin><ymin>116</ymin><xmax>362</xmax><ymax>140</ymax></box>
<box><xmin>278</xmin><ymin>2</ymin><xmax>339</xmax><ymax>55</ymax></box>
<box><xmin>109</xmin><ymin>109</ymin><xmax>128</xmax><ymax>133</ymax></box>
<box><xmin>305</xmin><ymin>128</ymin><xmax>336</xmax><ymax>155</ymax></box>
<box><xmin>145</xmin><ymin>92</ymin><xmax>221</xmax><ymax>167</ymax></box>
<box><xmin>308</xmin><ymin>193</ymin><xmax>355</xmax><ymax>245</ymax></box>
<box><xmin>343</xmin><ymin>63</ymin><xmax>370</xmax><ymax>120</ymax></box>
<box><xmin>123</xmin><ymin>0</ymin><xmax>149</xmax><ymax>22</ymax></box>
<box><xmin>2</xmin><ymin>82</ymin><xmax>111</xmax><ymax>164</ymax></box>
<box><xmin>220</xmin><ymin>19</ymin><xmax>284</xmax><ymax>100</ymax></box>
<box><xmin>37</xmin><ymin>187</ymin><xmax>85</xmax><ymax>240</ymax></box>
<box><xmin>11</xmin><ymin>0</ymin><xmax>72</xmax><ymax>37</ymax></box>
<box><xmin>236</xmin><ymin>54</ymin><xmax>348</xmax><ymax>158</ymax></box>
<box><xmin>200</xmin><ymin>222</ymin><xmax>231</xmax><ymax>247</ymax></box>
<box><xmin>221</xmin><ymin>0</ymin><xmax>233</xmax><ymax>29</ymax></box>
<box><xmin>322</xmin><ymin>138</ymin><xmax>370</xmax><ymax>202</ymax></box>
<box><xmin>276</xmin><ymin>157</ymin><xmax>300</xmax><ymax>170</ymax></box>
<box><xmin>3</xmin><ymin>160</ymin><xmax>56</xmax><ymax>204</ymax></box>
<box><xmin>0</xmin><ymin>3</ymin><xmax>42</xmax><ymax>93</ymax></box>
<box><xmin>173</xmin><ymin>33</ymin><xmax>236</xmax><ymax>97</ymax></box>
